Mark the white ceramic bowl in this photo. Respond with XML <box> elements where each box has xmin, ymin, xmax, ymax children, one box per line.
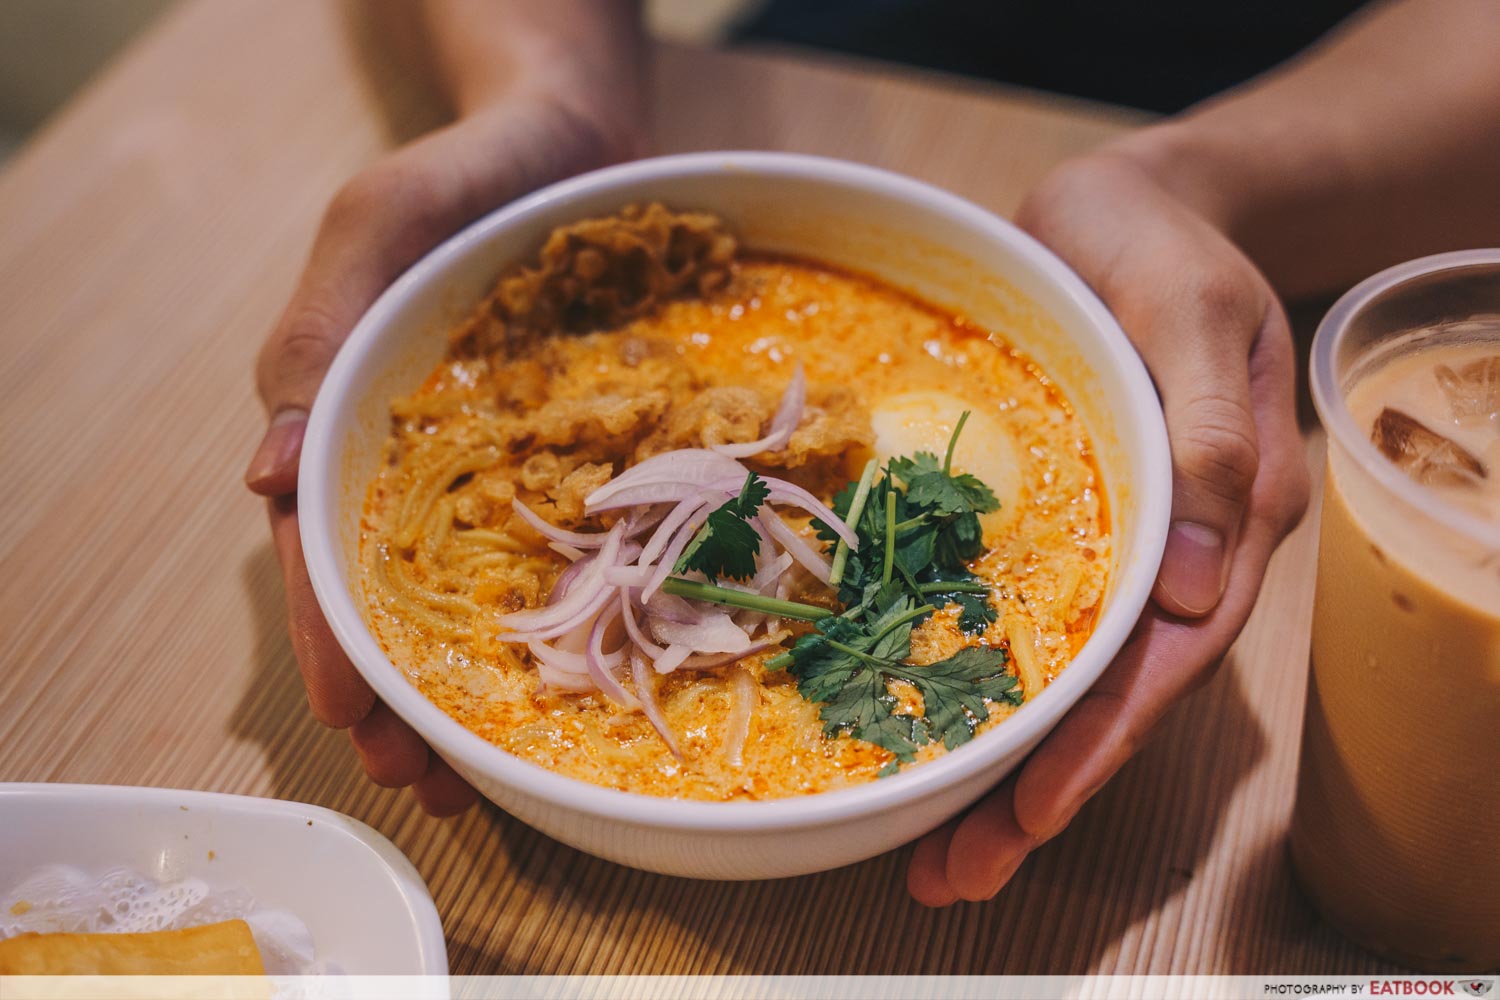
<box><xmin>0</xmin><ymin>783</ymin><xmax>448</xmax><ymax>975</ymax></box>
<box><xmin>300</xmin><ymin>152</ymin><xmax>1171</xmax><ymax>880</ymax></box>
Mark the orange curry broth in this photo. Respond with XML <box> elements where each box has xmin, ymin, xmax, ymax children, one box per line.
<box><xmin>360</xmin><ymin>252</ymin><xmax>1110</xmax><ymax>800</ymax></box>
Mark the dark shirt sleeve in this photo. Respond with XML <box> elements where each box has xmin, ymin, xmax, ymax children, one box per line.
<box><xmin>735</xmin><ymin>0</ymin><xmax>1370</xmax><ymax>113</ymax></box>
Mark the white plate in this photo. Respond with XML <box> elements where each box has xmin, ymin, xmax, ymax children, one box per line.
<box><xmin>0</xmin><ymin>783</ymin><xmax>448</xmax><ymax>974</ymax></box>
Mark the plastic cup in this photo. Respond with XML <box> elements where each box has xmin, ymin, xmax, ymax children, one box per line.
<box><xmin>1293</xmin><ymin>250</ymin><xmax>1500</xmax><ymax>971</ymax></box>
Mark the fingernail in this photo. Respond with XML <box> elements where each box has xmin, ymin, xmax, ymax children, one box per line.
<box><xmin>1157</xmin><ymin>520</ymin><xmax>1226</xmax><ymax>616</ymax></box>
<box><xmin>245</xmin><ymin>408</ymin><xmax>307</xmax><ymax>491</ymax></box>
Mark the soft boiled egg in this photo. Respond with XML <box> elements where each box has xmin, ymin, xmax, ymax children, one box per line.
<box><xmin>869</xmin><ymin>390</ymin><xmax>1022</xmax><ymax>538</ymax></box>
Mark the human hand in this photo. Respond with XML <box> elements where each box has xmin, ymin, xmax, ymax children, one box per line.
<box><xmin>907</xmin><ymin>150</ymin><xmax>1310</xmax><ymax>903</ymax></box>
<box><xmin>244</xmin><ymin>97</ymin><xmax>636</xmax><ymax>815</ymax></box>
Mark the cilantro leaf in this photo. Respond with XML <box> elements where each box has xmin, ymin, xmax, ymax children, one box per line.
<box><xmin>735</xmin><ymin>472</ymin><xmax>771</xmax><ymax>513</ymax></box>
<box><xmin>891</xmin><ymin>647</ymin><xmax>1018</xmax><ymax>750</ymax></box>
<box><xmin>893</xmin><ymin>519</ymin><xmax>937</xmax><ymax>580</ymax></box>
<box><xmin>865</xmin><ymin>584</ymin><xmax>919</xmax><ymax>661</ymax></box>
<box><xmin>888</xmin><ymin>451</ymin><xmax>943</xmax><ymax>483</ymax></box>
<box><xmin>678</xmin><ymin>509</ymin><xmax>760</xmax><ymax>582</ymax></box>
<box><xmin>854</xmin><ymin>709</ymin><xmax>925</xmax><ymax>763</ymax></box>
<box><xmin>949</xmin><ymin>472</ymin><xmax>1001</xmax><ymax>513</ymax></box>
<box><xmin>778</xmin><ymin>587</ymin><xmax>1017</xmax><ymax>763</ymax></box>
<box><xmin>905</xmin><ymin>471</ymin><xmax>999</xmax><ymax>517</ymax></box>
<box><xmin>820</xmin><ymin>668</ymin><xmax>922</xmax><ymax>761</ymax></box>
<box><xmin>951</xmin><ymin>592</ymin><xmax>998</xmax><ymax>634</ymax></box>
<box><xmin>933</xmin><ymin>511</ymin><xmax>985</xmax><ymax>570</ymax></box>
<box><xmin>773</xmin><ymin>411</ymin><xmax>1021</xmax><ymax>768</ymax></box>
<box><xmin>676</xmin><ymin>472</ymin><xmax>768</xmax><ymax>582</ymax></box>
<box><xmin>815</xmin><ymin>473</ymin><xmax>897</xmax><ymax>605</ymax></box>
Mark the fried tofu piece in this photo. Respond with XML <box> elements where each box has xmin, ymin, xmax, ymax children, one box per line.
<box><xmin>0</xmin><ymin>919</ymin><xmax>266</xmax><ymax>974</ymax></box>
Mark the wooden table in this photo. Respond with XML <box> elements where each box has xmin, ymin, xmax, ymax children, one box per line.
<box><xmin>0</xmin><ymin>0</ymin><xmax>1403</xmax><ymax>976</ymax></box>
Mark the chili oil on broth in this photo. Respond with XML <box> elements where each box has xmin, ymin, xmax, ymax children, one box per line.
<box><xmin>360</xmin><ymin>252</ymin><xmax>1110</xmax><ymax>801</ymax></box>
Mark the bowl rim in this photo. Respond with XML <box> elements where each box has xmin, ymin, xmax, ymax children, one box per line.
<box><xmin>300</xmin><ymin>151</ymin><xmax>1171</xmax><ymax>833</ymax></box>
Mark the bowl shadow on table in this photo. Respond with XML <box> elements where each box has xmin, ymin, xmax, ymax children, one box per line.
<box><xmin>443</xmin><ymin>649</ymin><xmax>1268</xmax><ymax>975</ymax></box>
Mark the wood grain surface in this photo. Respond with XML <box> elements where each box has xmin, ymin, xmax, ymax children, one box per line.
<box><xmin>0</xmin><ymin>0</ymin><xmax>1404</xmax><ymax>976</ymax></box>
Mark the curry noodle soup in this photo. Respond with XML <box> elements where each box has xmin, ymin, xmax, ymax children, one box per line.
<box><xmin>359</xmin><ymin>204</ymin><xmax>1109</xmax><ymax>799</ymax></box>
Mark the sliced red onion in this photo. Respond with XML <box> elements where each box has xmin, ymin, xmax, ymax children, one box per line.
<box><xmin>771</xmin><ymin>363</ymin><xmax>807</xmax><ymax>434</ymax></box>
<box><xmin>496</xmin><ymin>521</ymin><xmax>624</xmax><ymax>632</ymax></box>
<box><xmin>586</xmin><ymin>483</ymin><xmax>702</xmax><ymax>513</ymax></box>
<box><xmin>527</xmin><ymin>639</ymin><xmax>590</xmax><ymax>675</ymax></box>
<box><xmin>550</xmin><ymin>556</ymin><xmax>594</xmax><ymax>601</ymax></box>
<box><xmin>534</xmin><ymin>659</ymin><xmax>595</xmax><ymax>693</ymax></box>
<box><xmin>603</xmin><ymin>565</ymin><xmax>655</xmax><ymax>589</ymax></box>
<box><xmin>549</xmin><ymin>541</ymin><xmax>586</xmax><ymax>562</ymax></box>
<box><xmin>587</xmin><ymin>605</ymin><xmax>639</xmax><ymax>709</ymax></box>
<box><xmin>738</xmin><ymin>550</ymin><xmax>796</xmax><ymax>634</ymax></box>
<box><xmin>502</xmin><ymin>585</ymin><xmax>616</xmax><ymax>643</ymax></box>
<box><xmin>760</xmin><ymin>513</ymin><xmax>832</xmax><ymax>584</ymax></box>
<box><xmin>649</xmin><ymin>611</ymin><xmax>752</xmax><ymax>654</ymax></box>
<box><xmin>492</xmin><ymin>440</ymin><xmax>858</xmax><ymax>702</ymax></box>
<box><xmin>654</xmin><ymin>644</ymin><xmax>692</xmax><ymax>674</ymax></box>
<box><xmin>763</xmin><ymin>481</ymin><xmax>857</xmax><ymax>548</ymax></box>
<box><xmin>753</xmin><ymin>551</ymin><xmax>796</xmax><ymax>594</ymax></box>
<box><xmin>677</xmin><ymin>639</ymin><xmax>780</xmax><ymax>670</ymax></box>
<box><xmin>586</xmin><ymin>450</ymin><xmax>747</xmax><ymax>508</ymax></box>
<box><xmin>713</xmin><ymin>364</ymin><xmax>806</xmax><ymax>458</ymax></box>
<box><xmin>512</xmin><ymin>498</ymin><xmax>613</xmax><ymax>548</ymax></box>
<box><xmin>553</xmin><ymin>622</ymin><xmax>589</xmax><ymax>654</ymax></box>
<box><xmin>642</xmin><ymin>507</ymin><xmax>712</xmax><ymax>600</ymax></box>
<box><xmin>637</xmin><ymin>492</ymin><xmax>714</xmax><ymax>567</ymax></box>
<box><xmin>641</xmin><ymin>591</ymin><xmax>702</xmax><ymax>625</ymax></box>
<box><xmin>624</xmin><ymin>505</ymin><xmax>670</xmax><ymax>536</ymax></box>
<box><xmin>631</xmin><ymin>650</ymin><xmax>682</xmax><ymax>758</ymax></box>
<box><xmin>692</xmin><ymin>471</ymin><xmax>856</xmax><ymax>550</ymax></box>
<box><xmin>528</xmin><ymin>639</ymin><xmax>596</xmax><ymax>694</ymax></box>
<box><xmin>730</xmin><ymin>519</ymin><xmax>778</xmax><ymax>634</ymax></box>
<box><xmin>620</xmin><ymin>594</ymin><xmax>665</xmax><ymax>658</ymax></box>
<box><xmin>723</xmin><ymin>667</ymin><xmax>758</xmax><ymax>766</ymax></box>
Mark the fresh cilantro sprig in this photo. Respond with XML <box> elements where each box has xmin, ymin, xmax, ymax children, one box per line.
<box><xmin>813</xmin><ymin>412</ymin><xmax>1001</xmax><ymax>633</ymax></box>
<box><xmin>777</xmin><ymin>582</ymin><xmax>1020</xmax><ymax>766</ymax></box>
<box><xmin>774</xmin><ymin>412</ymin><xmax>1018</xmax><ymax>771</ymax></box>
<box><xmin>676</xmin><ymin>472</ymin><xmax>771</xmax><ymax>582</ymax></box>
